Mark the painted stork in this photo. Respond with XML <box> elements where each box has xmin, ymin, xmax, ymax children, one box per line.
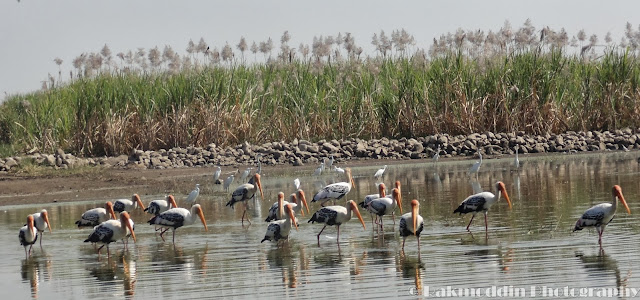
<box><xmin>213</xmin><ymin>166</ymin><xmax>222</xmax><ymax>184</ymax></box>
<box><xmin>312</xmin><ymin>167</ymin><xmax>354</xmax><ymax>207</ymax></box>
<box><xmin>144</xmin><ymin>195</ymin><xmax>179</xmax><ymax>216</ymax></box>
<box><xmin>148</xmin><ymin>204</ymin><xmax>208</xmax><ymax>245</ymax></box>
<box><xmin>374</xmin><ymin>165</ymin><xmax>388</xmax><ymax>180</ymax></box>
<box><xmin>185</xmin><ymin>184</ymin><xmax>200</xmax><ymax>205</ymax></box>
<box><xmin>76</xmin><ymin>202</ymin><xmax>117</xmax><ymax>227</ymax></box>
<box><xmin>19</xmin><ymin>215</ymin><xmax>38</xmax><ymax>258</ymax></box>
<box><xmin>453</xmin><ymin>181</ymin><xmax>511</xmax><ymax>238</ymax></box>
<box><xmin>359</xmin><ymin>183</ymin><xmax>386</xmax><ymax>227</ymax></box>
<box><xmin>84</xmin><ymin>212</ymin><xmax>136</xmax><ymax>256</ymax></box>
<box><xmin>114</xmin><ymin>194</ymin><xmax>145</xmax><ymax>213</ymax></box>
<box><xmin>226</xmin><ymin>173</ymin><xmax>264</xmax><ymax>225</ymax></box>
<box><xmin>574</xmin><ymin>185</ymin><xmax>631</xmax><ymax>246</ymax></box>
<box><xmin>365</xmin><ymin>187</ymin><xmax>403</xmax><ymax>230</ymax></box>
<box><xmin>265</xmin><ymin>191</ymin><xmax>310</xmax><ymax>222</ymax></box>
<box><xmin>308</xmin><ymin>200</ymin><xmax>366</xmax><ymax>245</ymax></box>
<box><xmin>399</xmin><ymin>200</ymin><xmax>424</xmax><ymax>251</ymax></box>
<box><xmin>468</xmin><ymin>151</ymin><xmax>482</xmax><ymax>177</ymax></box>
<box><xmin>261</xmin><ymin>204</ymin><xmax>298</xmax><ymax>244</ymax></box>
<box><xmin>29</xmin><ymin>209</ymin><xmax>52</xmax><ymax>246</ymax></box>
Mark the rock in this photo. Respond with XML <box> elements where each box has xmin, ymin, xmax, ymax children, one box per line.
<box><xmin>4</xmin><ymin>157</ymin><xmax>18</xmax><ymax>169</ymax></box>
<box><xmin>293</xmin><ymin>157</ymin><xmax>304</xmax><ymax>166</ymax></box>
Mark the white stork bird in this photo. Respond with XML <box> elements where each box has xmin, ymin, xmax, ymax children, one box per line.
<box><xmin>19</xmin><ymin>215</ymin><xmax>38</xmax><ymax>258</ymax></box>
<box><xmin>468</xmin><ymin>150</ymin><xmax>482</xmax><ymax>177</ymax></box>
<box><xmin>453</xmin><ymin>181</ymin><xmax>512</xmax><ymax>238</ymax></box>
<box><xmin>223</xmin><ymin>174</ymin><xmax>235</xmax><ymax>192</ymax></box>
<box><xmin>29</xmin><ymin>209</ymin><xmax>52</xmax><ymax>246</ymax></box>
<box><xmin>399</xmin><ymin>200</ymin><xmax>424</xmax><ymax>251</ymax></box>
<box><xmin>84</xmin><ymin>212</ymin><xmax>136</xmax><ymax>256</ymax></box>
<box><xmin>374</xmin><ymin>165</ymin><xmax>388</xmax><ymax>180</ymax></box>
<box><xmin>226</xmin><ymin>173</ymin><xmax>264</xmax><ymax>225</ymax></box>
<box><xmin>265</xmin><ymin>191</ymin><xmax>310</xmax><ymax>222</ymax></box>
<box><xmin>365</xmin><ymin>187</ymin><xmax>403</xmax><ymax>230</ymax></box>
<box><xmin>213</xmin><ymin>166</ymin><xmax>222</xmax><ymax>184</ymax></box>
<box><xmin>76</xmin><ymin>202</ymin><xmax>117</xmax><ymax>227</ymax></box>
<box><xmin>308</xmin><ymin>200</ymin><xmax>366</xmax><ymax>245</ymax></box>
<box><xmin>114</xmin><ymin>194</ymin><xmax>146</xmax><ymax>213</ymax></box>
<box><xmin>185</xmin><ymin>184</ymin><xmax>200</xmax><ymax>205</ymax></box>
<box><xmin>574</xmin><ymin>185</ymin><xmax>631</xmax><ymax>246</ymax></box>
<box><xmin>261</xmin><ymin>204</ymin><xmax>298</xmax><ymax>244</ymax></box>
<box><xmin>513</xmin><ymin>146</ymin><xmax>520</xmax><ymax>169</ymax></box>
<box><xmin>148</xmin><ymin>204</ymin><xmax>208</xmax><ymax>245</ymax></box>
<box><xmin>312</xmin><ymin>168</ymin><xmax>355</xmax><ymax>207</ymax></box>
<box><xmin>144</xmin><ymin>195</ymin><xmax>179</xmax><ymax>216</ymax></box>
<box><xmin>359</xmin><ymin>183</ymin><xmax>387</xmax><ymax>227</ymax></box>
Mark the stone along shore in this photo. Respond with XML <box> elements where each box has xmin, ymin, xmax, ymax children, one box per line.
<box><xmin>1</xmin><ymin>128</ymin><xmax>639</xmax><ymax>172</ymax></box>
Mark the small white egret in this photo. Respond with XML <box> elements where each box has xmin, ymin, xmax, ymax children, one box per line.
<box><xmin>213</xmin><ymin>166</ymin><xmax>222</xmax><ymax>184</ymax></box>
<box><xmin>313</xmin><ymin>163</ymin><xmax>324</xmax><ymax>176</ymax></box>
<box><xmin>374</xmin><ymin>165</ymin><xmax>388</xmax><ymax>180</ymax></box>
<box><xmin>468</xmin><ymin>151</ymin><xmax>482</xmax><ymax>177</ymax></box>
<box><xmin>185</xmin><ymin>184</ymin><xmax>200</xmax><ymax>205</ymax></box>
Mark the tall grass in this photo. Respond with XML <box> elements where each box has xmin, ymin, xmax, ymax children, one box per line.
<box><xmin>2</xmin><ymin>23</ymin><xmax>640</xmax><ymax>156</ymax></box>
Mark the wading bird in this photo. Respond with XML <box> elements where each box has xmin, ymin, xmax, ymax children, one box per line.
<box><xmin>240</xmin><ymin>168</ymin><xmax>253</xmax><ymax>182</ymax></box>
<box><xmin>185</xmin><ymin>184</ymin><xmax>200</xmax><ymax>205</ymax></box>
<box><xmin>574</xmin><ymin>185</ymin><xmax>631</xmax><ymax>246</ymax></box>
<box><xmin>312</xmin><ymin>168</ymin><xmax>355</xmax><ymax>207</ymax></box>
<box><xmin>399</xmin><ymin>200</ymin><xmax>424</xmax><ymax>251</ymax></box>
<box><xmin>453</xmin><ymin>181</ymin><xmax>512</xmax><ymax>238</ymax></box>
<box><xmin>326</xmin><ymin>155</ymin><xmax>334</xmax><ymax>169</ymax></box>
<box><xmin>333</xmin><ymin>166</ymin><xmax>345</xmax><ymax>174</ymax></box>
<box><xmin>365</xmin><ymin>187</ymin><xmax>403</xmax><ymax>230</ymax></box>
<box><xmin>432</xmin><ymin>146</ymin><xmax>441</xmax><ymax>163</ymax></box>
<box><xmin>29</xmin><ymin>209</ymin><xmax>52</xmax><ymax>246</ymax></box>
<box><xmin>148</xmin><ymin>204</ymin><xmax>208</xmax><ymax>245</ymax></box>
<box><xmin>213</xmin><ymin>166</ymin><xmax>222</xmax><ymax>184</ymax></box>
<box><xmin>224</xmin><ymin>174</ymin><xmax>235</xmax><ymax>192</ymax></box>
<box><xmin>265</xmin><ymin>191</ymin><xmax>309</xmax><ymax>222</ymax></box>
<box><xmin>261</xmin><ymin>204</ymin><xmax>298</xmax><ymax>244</ymax></box>
<box><xmin>84</xmin><ymin>212</ymin><xmax>136</xmax><ymax>257</ymax></box>
<box><xmin>226</xmin><ymin>173</ymin><xmax>264</xmax><ymax>225</ymax></box>
<box><xmin>359</xmin><ymin>183</ymin><xmax>386</xmax><ymax>227</ymax></box>
<box><xmin>313</xmin><ymin>163</ymin><xmax>324</xmax><ymax>176</ymax></box>
<box><xmin>308</xmin><ymin>200</ymin><xmax>366</xmax><ymax>245</ymax></box>
<box><xmin>76</xmin><ymin>202</ymin><xmax>117</xmax><ymax>227</ymax></box>
<box><xmin>144</xmin><ymin>195</ymin><xmax>179</xmax><ymax>216</ymax></box>
<box><xmin>19</xmin><ymin>215</ymin><xmax>38</xmax><ymax>258</ymax></box>
<box><xmin>468</xmin><ymin>150</ymin><xmax>482</xmax><ymax>177</ymax></box>
<box><xmin>114</xmin><ymin>194</ymin><xmax>146</xmax><ymax>213</ymax></box>
<box><xmin>374</xmin><ymin>165</ymin><xmax>387</xmax><ymax>180</ymax></box>
<box><xmin>513</xmin><ymin>146</ymin><xmax>520</xmax><ymax>169</ymax></box>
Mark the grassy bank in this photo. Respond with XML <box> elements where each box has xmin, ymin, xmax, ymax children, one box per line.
<box><xmin>2</xmin><ymin>26</ymin><xmax>640</xmax><ymax>157</ymax></box>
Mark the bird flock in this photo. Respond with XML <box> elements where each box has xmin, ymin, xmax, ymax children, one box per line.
<box><xmin>18</xmin><ymin>149</ymin><xmax>631</xmax><ymax>261</ymax></box>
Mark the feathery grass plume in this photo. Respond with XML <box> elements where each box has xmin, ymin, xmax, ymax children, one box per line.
<box><xmin>221</xmin><ymin>43</ymin><xmax>233</xmax><ymax>62</ymax></box>
<box><xmin>237</xmin><ymin>37</ymin><xmax>247</xmax><ymax>62</ymax></box>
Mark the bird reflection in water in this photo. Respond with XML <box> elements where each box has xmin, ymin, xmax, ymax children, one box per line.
<box><xmin>396</xmin><ymin>251</ymin><xmax>425</xmax><ymax>296</ymax></box>
<box><xmin>576</xmin><ymin>249</ymin><xmax>632</xmax><ymax>296</ymax></box>
<box><xmin>463</xmin><ymin>247</ymin><xmax>514</xmax><ymax>274</ymax></box>
<box><xmin>87</xmin><ymin>252</ymin><xmax>137</xmax><ymax>298</ymax></box>
<box><xmin>20</xmin><ymin>252</ymin><xmax>53</xmax><ymax>299</ymax></box>
<box><xmin>264</xmin><ymin>243</ymin><xmax>300</xmax><ymax>289</ymax></box>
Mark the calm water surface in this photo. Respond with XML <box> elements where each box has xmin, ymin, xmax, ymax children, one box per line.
<box><xmin>3</xmin><ymin>151</ymin><xmax>640</xmax><ymax>299</ymax></box>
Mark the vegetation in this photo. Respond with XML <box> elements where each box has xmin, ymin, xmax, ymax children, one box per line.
<box><xmin>2</xmin><ymin>20</ymin><xmax>640</xmax><ymax>157</ymax></box>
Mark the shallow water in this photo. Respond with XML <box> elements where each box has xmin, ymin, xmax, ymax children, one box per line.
<box><xmin>3</xmin><ymin>151</ymin><xmax>640</xmax><ymax>299</ymax></box>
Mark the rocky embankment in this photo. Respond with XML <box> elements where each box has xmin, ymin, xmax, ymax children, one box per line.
<box><xmin>1</xmin><ymin>129</ymin><xmax>638</xmax><ymax>172</ymax></box>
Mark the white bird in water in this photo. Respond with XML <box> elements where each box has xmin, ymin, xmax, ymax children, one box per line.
<box><xmin>113</xmin><ymin>194</ymin><xmax>146</xmax><ymax>213</ymax></box>
<box><xmin>213</xmin><ymin>166</ymin><xmax>222</xmax><ymax>184</ymax></box>
<box><xmin>75</xmin><ymin>202</ymin><xmax>117</xmax><ymax>228</ymax></box>
<box><xmin>313</xmin><ymin>163</ymin><xmax>324</xmax><ymax>176</ymax></box>
<box><xmin>185</xmin><ymin>184</ymin><xmax>200</xmax><ymax>205</ymax></box>
<box><xmin>574</xmin><ymin>185</ymin><xmax>630</xmax><ymax>246</ymax></box>
<box><xmin>374</xmin><ymin>165</ymin><xmax>387</xmax><ymax>180</ymax></box>
<box><xmin>241</xmin><ymin>167</ymin><xmax>253</xmax><ymax>182</ymax></box>
<box><xmin>19</xmin><ymin>215</ymin><xmax>38</xmax><ymax>258</ymax></box>
<box><xmin>308</xmin><ymin>200</ymin><xmax>366</xmax><ymax>245</ymax></box>
<box><xmin>453</xmin><ymin>181</ymin><xmax>512</xmax><ymax>239</ymax></box>
<box><xmin>513</xmin><ymin>145</ymin><xmax>520</xmax><ymax>169</ymax></box>
<box><xmin>148</xmin><ymin>204</ymin><xmax>208</xmax><ymax>245</ymax></box>
<box><xmin>326</xmin><ymin>155</ymin><xmax>334</xmax><ymax>169</ymax></box>
<box><xmin>365</xmin><ymin>187</ymin><xmax>403</xmax><ymax>230</ymax></box>
<box><xmin>29</xmin><ymin>209</ymin><xmax>52</xmax><ymax>247</ymax></box>
<box><xmin>333</xmin><ymin>166</ymin><xmax>345</xmax><ymax>174</ymax></box>
<box><xmin>399</xmin><ymin>199</ymin><xmax>424</xmax><ymax>251</ymax></box>
<box><xmin>262</xmin><ymin>204</ymin><xmax>298</xmax><ymax>244</ymax></box>
<box><xmin>84</xmin><ymin>212</ymin><xmax>136</xmax><ymax>257</ymax></box>
<box><xmin>226</xmin><ymin>173</ymin><xmax>264</xmax><ymax>225</ymax></box>
<box><xmin>312</xmin><ymin>168</ymin><xmax>355</xmax><ymax>207</ymax></box>
<box><xmin>144</xmin><ymin>195</ymin><xmax>179</xmax><ymax>216</ymax></box>
<box><xmin>468</xmin><ymin>150</ymin><xmax>482</xmax><ymax>177</ymax></box>
<box><xmin>432</xmin><ymin>146</ymin><xmax>441</xmax><ymax>163</ymax></box>
<box><xmin>224</xmin><ymin>174</ymin><xmax>235</xmax><ymax>192</ymax></box>
<box><xmin>294</xmin><ymin>178</ymin><xmax>301</xmax><ymax>190</ymax></box>
<box><xmin>256</xmin><ymin>155</ymin><xmax>263</xmax><ymax>175</ymax></box>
